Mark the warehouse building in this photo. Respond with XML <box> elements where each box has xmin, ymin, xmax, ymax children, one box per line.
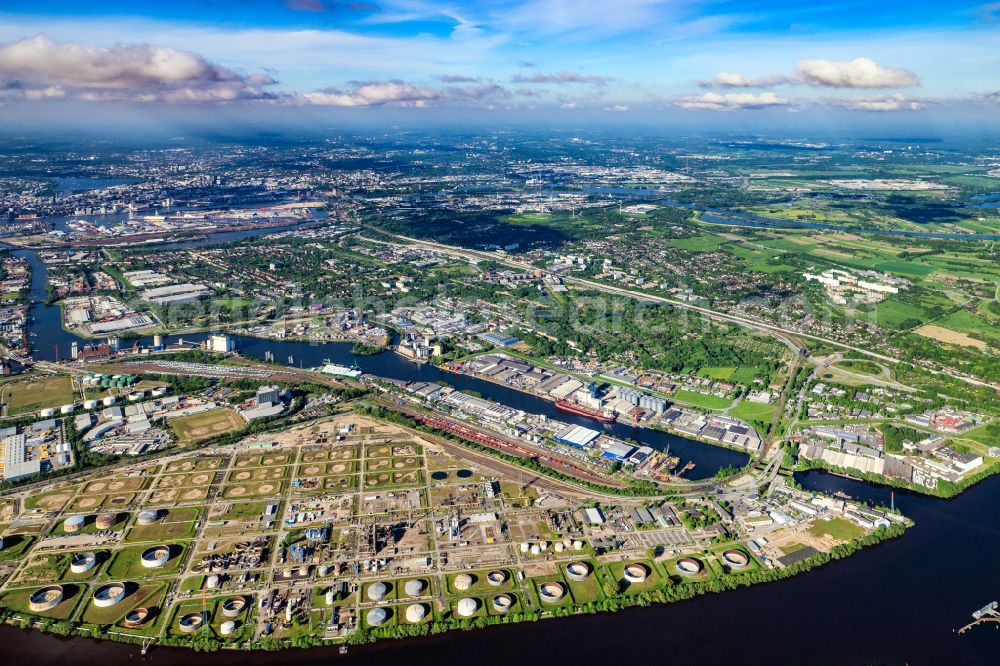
<box><xmin>553</xmin><ymin>425</ymin><xmax>600</xmax><ymax>449</ymax></box>
<box><xmin>601</xmin><ymin>441</ymin><xmax>636</xmax><ymax>461</ymax></box>
<box><xmin>140</xmin><ymin>283</ymin><xmax>210</xmax><ymax>305</ymax></box>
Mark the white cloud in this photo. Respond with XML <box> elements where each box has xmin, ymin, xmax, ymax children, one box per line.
<box><xmin>300</xmin><ymin>79</ymin><xmax>511</xmax><ymax>107</ymax></box>
<box><xmin>827</xmin><ymin>93</ymin><xmax>925</xmax><ymax>111</ymax></box>
<box><xmin>674</xmin><ymin>91</ymin><xmax>791</xmax><ymax>110</ymax></box>
<box><xmin>604</xmin><ymin>104</ymin><xmax>629</xmax><ymax>112</ymax></box>
<box><xmin>22</xmin><ymin>86</ymin><xmax>66</xmax><ymax>100</ymax></box>
<box><xmin>700</xmin><ymin>57</ymin><xmax>919</xmax><ymax>90</ymax></box>
<box><xmin>301</xmin><ymin>80</ymin><xmax>442</xmax><ymax>107</ymax></box>
<box><xmin>698</xmin><ymin>72</ymin><xmax>792</xmax><ymax>88</ymax></box>
<box><xmin>0</xmin><ymin>35</ymin><xmax>278</xmax><ymax>102</ymax></box>
<box><xmin>795</xmin><ymin>57</ymin><xmax>918</xmax><ymax>88</ymax></box>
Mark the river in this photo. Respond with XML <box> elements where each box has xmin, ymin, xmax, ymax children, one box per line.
<box><xmin>2</xmin><ymin>231</ymin><xmax>998</xmax><ymax>664</ymax></box>
<box><xmin>1</xmin><ymin>470</ymin><xmax>997</xmax><ymax>665</ymax></box>
<box><xmin>7</xmin><ymin>235</ymin><xmax>748</xmax><ymax>479</ymax></box>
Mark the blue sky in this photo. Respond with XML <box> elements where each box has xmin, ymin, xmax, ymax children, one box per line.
<box><xmin>0</xmin><ymin>1</ymin><xmax>998</xmax><ymax>118</ymax></box>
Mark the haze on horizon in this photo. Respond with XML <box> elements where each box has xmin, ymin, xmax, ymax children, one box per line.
<box><xmin>0</xmin><ymin>1</ymin><xmax>999</xmax><ymax>131</ymax></box>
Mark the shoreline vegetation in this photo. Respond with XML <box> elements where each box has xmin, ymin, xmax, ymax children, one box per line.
<box><xmin>796</xmin><ymin>457</ymin><xmax>1000</xmax><ymax>499</ymax></box>
<box><xmin>0</xmin><ymin>522</ymin><xmax>908</xmax><ymax>653</ymax></box>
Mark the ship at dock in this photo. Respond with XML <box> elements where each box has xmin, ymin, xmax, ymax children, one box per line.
<box><xmin>317</xmin><ymin>361</ymin><xmax>363</xmax><ymax>379</ymax></box>
<box><xmin>554</xmin><ymin>399</ymin><xmax>616</xmax><ymax>423</ymax></box>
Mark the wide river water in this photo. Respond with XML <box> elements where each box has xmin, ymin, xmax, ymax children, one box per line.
<box><xmin>1</xmin><ymin>229</ymin><xmax>998</xmax><ymax>664</ymax></box>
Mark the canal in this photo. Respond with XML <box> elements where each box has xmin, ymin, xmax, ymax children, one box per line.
<box><xmin>7</xmin><ymin>238</ymin><xmax>748</xmax><ymax>478</ymax></box>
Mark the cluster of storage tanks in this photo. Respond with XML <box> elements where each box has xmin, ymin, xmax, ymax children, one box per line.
<box><xmin>39</xmin><ymin>376</ymin><xmax>166</xmax><ymax>417</ymax></box>
<box><xmin>519</xmin><ymin>538</ymin><xmax>584</xmax><ymax>556</ymax></box>
<box><xmin>80</xmin><ymin>374</ymin><xmax>138</xmax><ymax>390</ymax></box>
<box><xmin>62</xmin><ymin>512</ymin><xmax>118</xmax><ymax>533</ymax></box>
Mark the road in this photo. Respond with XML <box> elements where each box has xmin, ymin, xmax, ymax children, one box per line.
<box><xmin>367</xmin><ymin>230</ymin><xmax>996</xmax><ymax>392</ymax></box>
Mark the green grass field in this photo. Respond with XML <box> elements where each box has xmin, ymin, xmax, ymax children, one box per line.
<box><xmin>730</xmin><ymin>400</ymin><xmax>776</xmax><ymax>426</ymax></box>
<box><xmin>834</xmin><ymin>359</ymin><xmax>885</xmax><ymax>376</ymax></box>
<box><xmin>1</xmin><ymin>374</ymin><xmax>76</xmax><ymax>415</ymax></box>
<box><xmin>696</xmin><ymin>366</ymin><xmax>762</xmax><ymax>383</ymax></box>
<box><xmin>672</xmin><ymin>388</ymin><xmax>732</xmax><ymax>410</ymax></box>
<box><xmin>106</xmin><ymin>543</ymin><xmax>186</xmax><ymax>579</ymax></box>
<box><xmin>873</xmin><ymin>261</ymin><xmax>935</xmax><ymax>278</ymax></box>
<box><xmin>669</xmin><ymin>234</ymin><xmax>726</xmax><ymax>252</ymax></box>
<box><xmin>875</xmin><ymin>300</ymin><xmax>926</xmax><ymax>328</ymax></box>
<box><xmin>807</xmin><ymin>517</ymin><xmax>865</xmax><ymax>541</ymax></box>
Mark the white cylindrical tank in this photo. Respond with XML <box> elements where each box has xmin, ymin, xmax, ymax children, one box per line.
<box><xmin>60</xmin><ymin>404</ymin><xmax>76</xmax><ymax>414</ymax></box>
<box><xmin>554</xmin><ymin>542</ymin><xmax>565</xmax><ymax>552</ymax></box>
<box><xmin>137</xmin><ymin>509</ymin><xmax>159</xmax><ymax>525</ymax></box>
<box><xmin>492</xmin><ymin>593</ymin><xmax>513</xmax><ymax>613</ymax></box>
<box><xmin>367</xmin><ymin>582</ymin><xmax>387</xmax><ymax>601</ymax></box>
<box><xmin>92</xmin><ymin>583</ymin><xmax>126</xmax><ymax>608</ymax></box>
<box><xmin>141</xmin><ymin>545</ymin><xmax>171</xmax><ymax>569</ymax></box>
<box><xmin>366</xmin><ymin>607</ymin><xmax>387</xmax><ymax>627</ymax></box>
<box><xmin>83</xmin><ymin>400</ymin><xmax>98</xmax><ymax>410</ymax></box>
<box><xmin>453</xmin><ymin>574</ymin><xmax>473</xmax><ymax>591</ymax></box>
<box><xmin>70</xmin><ymin>551</ymin><xmax>97</xmax><ymax>574</ymax></box>
<box><xmin>206</xmin><ymin>574</ymin><xmax>221</xmax><ymax>589</ymax></box>
<box><xmin>63</xmin><ymin>515</ymin><xmax>86</xmax><ymax>533</ymax></box>
<box><xmin>530</xmin><ymin>544</ymin><xmax>541</xmax><ymax>556</ymax></box>
<box><xmin>39</xmin><ymin>408</ymin><xmax>56</xmax><ymax>418</ymax></box>
<box><xmin>538</xmin><ymin>581</ymin><xmax>565</xmax><ymax>604</ymax></box>
<box><xmin>405</xmin><ymin>604</ymin><xmax>426</xmax><ymax>623</ymax></box>
<box><xmin>404</xmin><ymin>579</ymin><xmax>425</xmax><ymax>597</ymax></box>
<box><xmin>152</xmin><ymin>388</ymin><xmax>168</xmax><ymax>398</ymax></box>
<box><xmin>519</xmin><ymin>542</ymin><xmax>530</xmax><ymax>553</ymax></box>
<box><xmin>572</xmin><ymin>540</ymin><xmax>584</xmax><ymax>550</ymax></box>
<box><xmin>127</xmin><ymin>391</ymin><xmax>145</xmax><ymax>402</ymax></box>
<box><xmin>102</xmin><ymin>396</ymin><xmax>117</xmax><ymax>406</ymax></box>
<box><xmin>221</xmin><ymin>597</ymin><xmax>246</xmax><ymax>618</ymax></box>
<box><xmin>178</xmin><ymin>613</ymin><xmax>203</xmax><ymax>633</ymax></box>
<box><xmin>325</xmin><ymin>589</ymin><xmax>335</xmax><ymax>606</ymax></box>
<box><xmin>29</xmin><ymin>586</ymin><xmax>64</xmax><ymax>613</ymax></box>
<box><xmin>220</xmin><ymin>621</ymin><xmax>237</xmax><ymax>636</ymax></box>
<box><xmin>456</xmin><ymin>598</ymin><xmax>478</xmax><ymax>618</ymax></box>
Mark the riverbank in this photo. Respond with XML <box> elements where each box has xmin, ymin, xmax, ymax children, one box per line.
<box><xmin>797</xmin><ymin>457</ymin><xmax>1000</xmax><ymax>499</ymax></box>
<box><xmin>438</xmin><ymin>356</ymin><xmax>763</xmax><ymax>461</ymax></box>
<box><xmin>0</xmin><ymin>516</ymin><xmax>909</xmax><ymax>659</ymax></box>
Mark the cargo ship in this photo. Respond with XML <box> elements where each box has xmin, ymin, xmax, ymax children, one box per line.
<box><xmin>555</xmin><ymin>399</ymin><xmax>616</xmax><ymax>423</ymax></box>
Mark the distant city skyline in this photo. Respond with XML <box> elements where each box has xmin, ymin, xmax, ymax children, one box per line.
<box><xmin>1</xmin><ymin>1</ymin><xmax>999</xmax><ymax>124</ymax></box>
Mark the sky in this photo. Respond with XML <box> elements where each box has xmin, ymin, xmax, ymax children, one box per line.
<box><xmin>0</xmin><ymin>1</ymin><xmax>998</xmax><ymax>126</ymax></box>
